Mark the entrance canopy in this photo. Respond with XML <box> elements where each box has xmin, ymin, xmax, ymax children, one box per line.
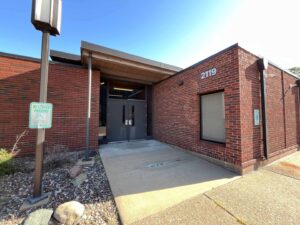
<box><xmin>80</xmin><ymin>41</ymin><xmax>181</xmax><ymax>84</ymax></box>
<box><xmin>50</xmin><ymin>41</ymin><xmax>182</xmax><ymax>84</ymax></box>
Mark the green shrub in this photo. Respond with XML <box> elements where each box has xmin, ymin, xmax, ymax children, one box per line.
<box><xmin>0</xmin><ymin>149</ymin><xmax>14</xmax><ymax>176</ymax></box>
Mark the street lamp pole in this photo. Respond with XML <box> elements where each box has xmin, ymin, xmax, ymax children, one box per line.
<box><xmin>33</xmin><ymin>31</ymin><xmax>50</xmax><ymax>197</ymax></box>
<box><xmin>28</xmin><ymin>0</ymin><xmax>62</xmax><ymax>203</ymax></box>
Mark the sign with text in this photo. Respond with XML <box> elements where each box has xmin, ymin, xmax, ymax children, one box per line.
<box><xmin>29</xmin><ymin>102</ymin><xmax>53</xmax><ymax>129</ymax></box>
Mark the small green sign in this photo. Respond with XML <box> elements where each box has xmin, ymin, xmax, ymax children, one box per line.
<box><xmin>29</xmin><ymin>102</ymin><xmax>53</xmax><ymax>129</ymax></box>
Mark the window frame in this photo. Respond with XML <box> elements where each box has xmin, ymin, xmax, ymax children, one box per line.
<box><xmin>199</xmin><ymin>90</ymin><xmax>226</xmax><ymax>144</ymax></box>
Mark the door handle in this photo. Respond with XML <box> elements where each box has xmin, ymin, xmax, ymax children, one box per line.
<box><xmin>124</xmin><ymin>119</ymin><xmax>133</xmax><ymax>126</ymax></box>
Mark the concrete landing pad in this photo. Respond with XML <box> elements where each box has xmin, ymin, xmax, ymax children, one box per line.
<box><xmin>100</xmin><ymin>140</ymin><xmax>239</xmax><ymax>224</ymax></box>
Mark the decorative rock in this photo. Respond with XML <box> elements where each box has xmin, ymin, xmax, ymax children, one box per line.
<box><xmin>77</xmin><ymin>157</ymin><xmax>95</xmax><ymax>166</ymax></box>
<box><xmin>71</xmin><ymin>173</ymin><xmax>87</xmax><ymax>187</ymax></box>
<box><xmin>0</xmin><ymin>156</ymin><xmax>118</xmax><ymax>225</ymax></box>
<box><xmin>68</xmin><ymin>165</ymin><xmax>83</xmax><ymax>178</ymax></box>
<box><xmin>54</xmin><ymin>201</ymin><xmax>85</xmax><ymax>225</ymax></box>
<box><xmin>22</xmin><ymin>208</ymin><xmax>53</xmax><ymax>225</ymax></box>
<box><xmin>0</xmin><ymin>195</ymin><xmax>10</xmax><ymax>207</ymax></box>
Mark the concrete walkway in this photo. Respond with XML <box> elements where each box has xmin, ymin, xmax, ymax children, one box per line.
<box><xmin>133</xmin><ymin>151</ymin><xmax>300</xmax><ymax>225</ymax></box>
<box><xmin>100</xmin><ymin>140</ymin><xmax>239</xmax><ymax>224</ymax></box>
<box><xmin>204</xmin><ymin>152</ymin><xmax>300</xmax><ymax>225</ymax></box>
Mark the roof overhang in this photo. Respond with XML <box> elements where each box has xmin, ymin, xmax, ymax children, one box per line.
<box><xmin>80</xmin><ymin>41</ymin><xmax>182</xmax><ymax>84</ymax></box>
<box><xmin>50</xmin><ymin>50</ymin><xmax>82</xmax><ymax>65</ymax></box>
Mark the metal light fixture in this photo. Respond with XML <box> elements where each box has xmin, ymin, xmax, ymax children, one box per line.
<box><xmin>113</xmin><ymin>87</ymin><xmax>134</xmax><ymax>92</ymax></box>
<box><xmin>31</xmin><ymin>0</ymin><xmax>62</xmax><ymax>36</ymax></box>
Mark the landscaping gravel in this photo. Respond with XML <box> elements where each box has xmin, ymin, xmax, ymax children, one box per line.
<box><xmin>0</xmin><ymin>153</ymin><xmax>119</xmax><ymax>225</ymax></box>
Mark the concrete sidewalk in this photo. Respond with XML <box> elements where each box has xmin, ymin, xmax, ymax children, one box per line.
<box><xmin>100</xmin><ymin>140</ymin><xmax>239</xmax><ymax>224</ymax></box>
<box><xmin>135</xmin><ymin>151</ymin><xmax>300</xmax><ymax>225</ymax></box>
<box><xmin>132</xmin><ymin>194</ymin><xmax>240</xmax><ymax>225</ymax></box>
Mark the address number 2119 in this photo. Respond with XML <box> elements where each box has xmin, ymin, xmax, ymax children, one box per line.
<box><xmin>200</xmin><ymin>68</ymin><xmax>217</xmax><ymax>79</ymax></box>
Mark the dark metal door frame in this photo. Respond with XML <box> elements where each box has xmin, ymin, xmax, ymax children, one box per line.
<box><xmin>105</xmin><ymin>79</ymin><xmax>148</xmax><ymax>142</ymax></box>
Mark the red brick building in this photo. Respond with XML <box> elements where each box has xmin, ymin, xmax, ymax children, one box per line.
<box><xmin>0</xmin><ymin>42</ymin><xmax>299</xmax><ymax>174</ymax></box>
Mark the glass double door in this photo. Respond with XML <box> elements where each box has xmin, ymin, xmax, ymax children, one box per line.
<box><xmin>107</xmin><ymin>99</ymin><xmax>147</xmax><ymax>142</ymax></box>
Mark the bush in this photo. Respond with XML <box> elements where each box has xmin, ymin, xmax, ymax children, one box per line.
<box><xmin>44</xmin><ymin>144</ymin><xmax>74</xmax><ymax>171</ymax></box>
<box><xmin>0</xmin><ymin>130</ymin><xmax>28</xmax><ymax>176</ymax></box>
<box><xmin>0</xmin><ymin>149</ymin><xmax>14</xmax><ymax>176</ymax></box>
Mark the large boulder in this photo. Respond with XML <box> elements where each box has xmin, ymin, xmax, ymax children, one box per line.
<box><xmin>53</xmin><ymin>201</ymin><xmax>85</xmax><ymax>225</ymax></box>
<box><xmin>22</xmin><ymin>208</ymin><xmax>53</xmax><ymax>225</ymax></box>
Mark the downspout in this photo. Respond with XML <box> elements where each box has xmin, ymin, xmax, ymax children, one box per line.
<box><xmin>296</xmin><ymin>79</ymin><xmax>300</xmax><ymax>146</ymax></box>
<box><xmin>257</xmin><ymin>58</ymin><xmax>269</xmax><ymax>159</ymax></box>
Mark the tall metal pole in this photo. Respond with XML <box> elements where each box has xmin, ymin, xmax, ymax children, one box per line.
<box><xmin>85</xmin><ymin>53</ymin><xmax>92</xmax><ymax>160</ymax></box>
<box><xmin>33</xmin><ymin>32</ymin><xmax>50</xmax><ymax>197</ymax></box>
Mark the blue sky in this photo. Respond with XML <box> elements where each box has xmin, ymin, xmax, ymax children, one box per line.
<box><xmin>0</xmin><ymin>0</ymin><xmax>299</xmax><ymax>69</ymax></box>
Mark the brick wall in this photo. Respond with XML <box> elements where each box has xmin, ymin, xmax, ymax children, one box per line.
<box><xmin>239</xmin><ymin>47</ymin><xmax>299</xmax><ymax>168</ymax></box>
<box><xmin>283</xmin><ymin>74</ymin><xmax>299</xmax><ymax>148</ymax></box>
<box><xmin>239</xmin><ymin>48</ymin><xmax>263</xmax><ymax>165</ymax></box>
<box><xmin>0</xmin><ymin>54</ymin><xmax>100</xmax><ymax>156</ymax></box>
<box><xmin>1</xmin><ymin>45</ymin><xmax>298</xmax><ymax>169</ymax></box>
<box><xmin>153</xmin><ymin>45</ymin><xmax>299</xmax><ymax>172</ymax></box>
<box><xmin>153</xmin><ymin>45</ymin><xmax>242</xmax><ymax>167</ymax></box>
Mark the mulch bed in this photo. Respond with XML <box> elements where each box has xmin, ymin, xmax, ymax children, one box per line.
<box><xmin>0</xmin><ymin>153</ymin><xmax>120</xmax><ymax>225</ymax></box>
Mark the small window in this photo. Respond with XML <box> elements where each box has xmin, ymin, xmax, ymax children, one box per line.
<box><xmin>200</xmin><ymin>91</ymin><xmax>225</xmax><ymax>143</ymax></box>
<box><xmin>131</xmin><ymin>105</ymin><xmax>135</xmax><ymax>126</ymax></box>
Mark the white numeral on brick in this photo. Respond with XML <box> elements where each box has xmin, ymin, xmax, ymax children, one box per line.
<box><xmin>201</xmin><ymin>68</ymin><xmax>217</xmax><ymax>79</ymax></box>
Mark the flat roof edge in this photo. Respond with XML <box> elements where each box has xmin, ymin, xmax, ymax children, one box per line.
<box><xmin>50</xmin><ymin>50</ymin><xmax>81</xmax><ymax>61</ymax></box>
<box><xmin>81</xmin><ymin>41</ymin><xmax>182</xmax><ymax>72</ymax></box>
<box><xmin>50</xmin><ymin>50</ymin><xmax>82</xmax><ymax>65</ymax></box>
<box><xmin>237</xmin><ymin>45</ymin><xmax>299</xmax><ymax>79</ymax></box>
<box><xmin>0</xmin><ymin>51</ymin><xmax>85</xmax><ymax>69</ymax></box>
<box><xmin>0</xmin><ymin>51</ymin><xmax>40</xmax><ymax>63</ymax></box>
<box><xmin>164</xmin><ymin>43</ymin><xmax>239</xmax><ymax>81</ymax></box>
<box><xmin>157</xmin><ymin>43</ymin><xmax>298</xmax><ymax>84</ymax></box>
<box><xmin>269</xmin><ymin>61</ymin><xmax>299</xmax><ymax>79</ymax></box>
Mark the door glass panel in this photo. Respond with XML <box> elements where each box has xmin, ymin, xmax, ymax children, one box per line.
<box><xmin>122</xmin><ymin>105</ymin><xmax>125</xmax><ymax>125</ymax></box>
<box><xmin>108</xmin><ymin>80</ymin><xmax>145</xmax><ymax>100</ymax></box>
<box><xmin>131</xmin><ymin>105</ymin><xmax>135</xmax><ymax>126</ymax></box>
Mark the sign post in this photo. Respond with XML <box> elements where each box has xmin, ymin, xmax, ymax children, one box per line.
<box><xmin>28</xmin><ymin>0</ymin><xmax>62</xmax><ymax>203</ymax></box>
<box><xmin>33</xmin><ymin>32</ymin><xmax>50</xmax><ymax>199</ymax></box>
